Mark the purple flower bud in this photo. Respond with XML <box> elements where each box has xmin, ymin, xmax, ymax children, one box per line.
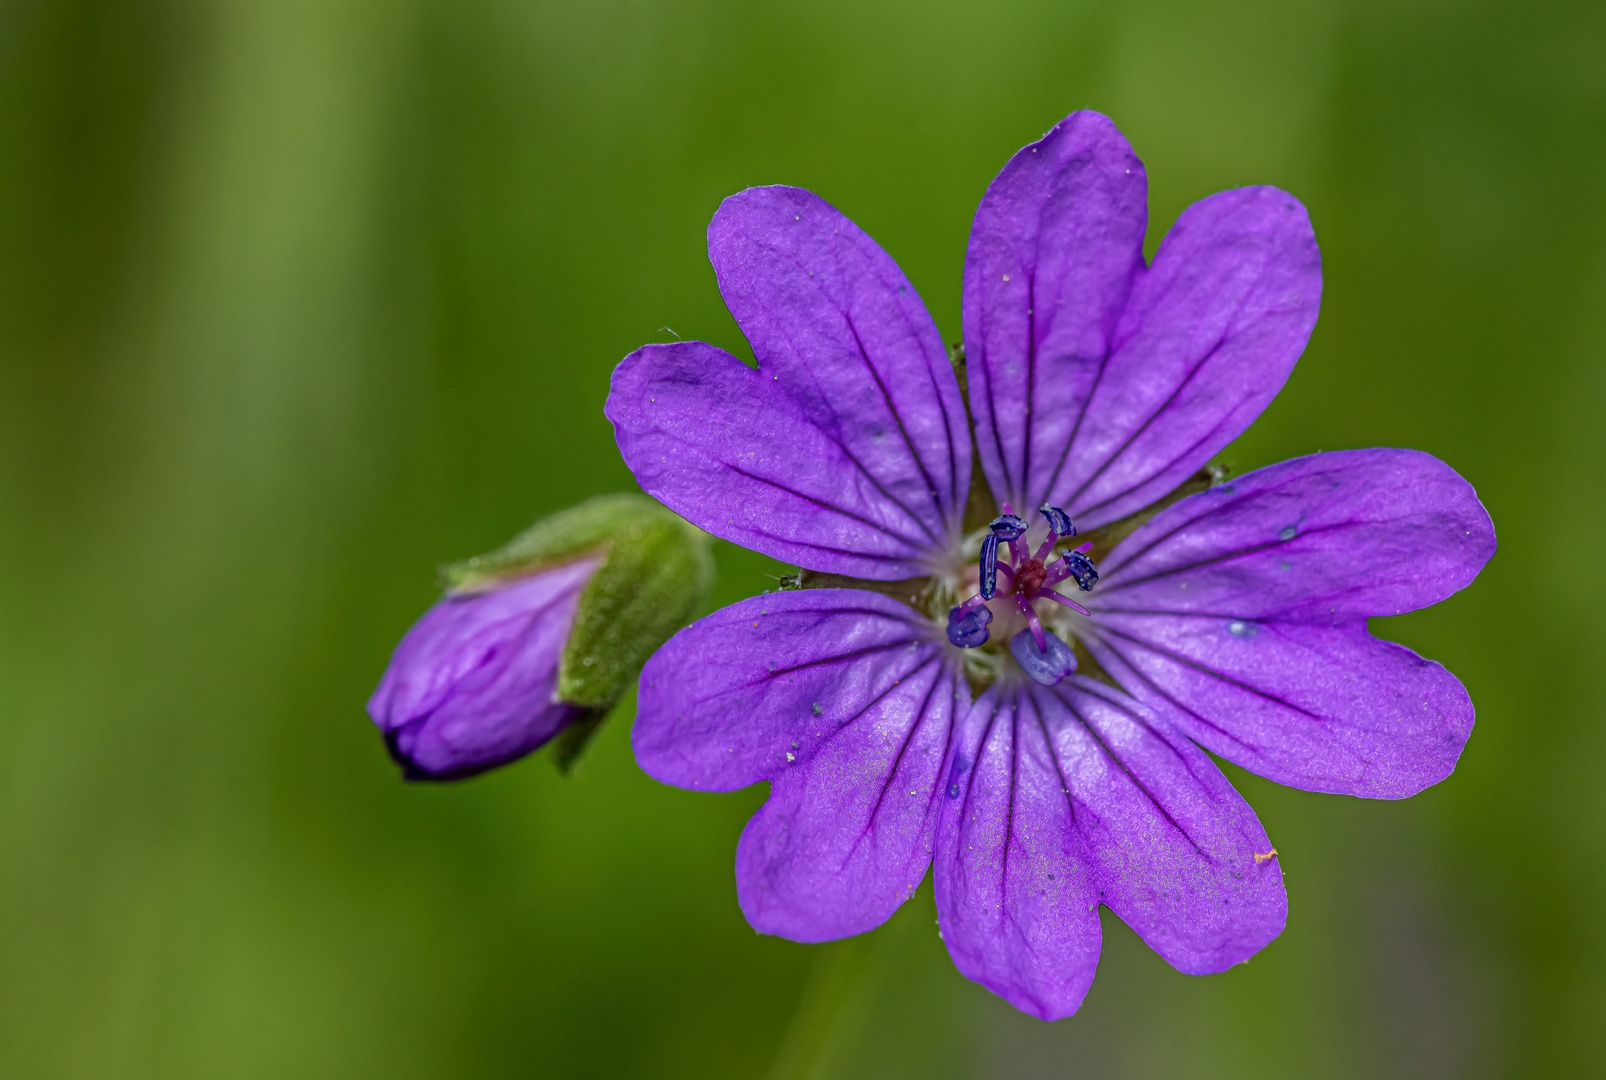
<box><xmin>368</xmin><ymin>493</ymin><xmax>713</xmax><ymax>780</ymax></box>
<box><xmin>368</xmin><ymin>558</ymin><xmax>600</xmax><ymax>780</ymax></box>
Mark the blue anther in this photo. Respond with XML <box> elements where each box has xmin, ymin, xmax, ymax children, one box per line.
<box><xmin>1038</xmin><ymin>504</ymin><xmax>1075</xmax><ymax>539</ymax></box>
<box><xmin>979</xmin><ymin>533</ymin><xmax>1000</xmax><ymax>599</ymax></box>
<box><xmin>946</xmin><ymin>603</ymin><xmax>993</xmax><ymax>648</ymax></box>
<box><xmin>1063</xmin><ymin>550</ymin><xmax>1099</xmax><ymax>591</ymax></box>
<box><xmin>1009</xmin><ymin>629</ymin><xmax>1077</xmax><ymax>686</ymax></box>
<box><xmin>988</xmin><ymin>514</ymin><xmax>1028</xmax><ymax>541</ymax></box>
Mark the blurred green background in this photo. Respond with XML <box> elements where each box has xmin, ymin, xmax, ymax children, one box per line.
<box><xmin>2</xmin><ymin>0</ymin><xmax>1602</xmax><ymax>1075</ymax></box>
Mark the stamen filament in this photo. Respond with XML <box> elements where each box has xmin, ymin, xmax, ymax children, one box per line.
<box><xmin>1018</xmin><ymin>597</ymin><xmax>1047</xmax><ymax>652</ymax></box>
<box><xmin>1039</xmin><ymin>589</ymin><xmax>1091</xmax><ymax>617</ymax></box>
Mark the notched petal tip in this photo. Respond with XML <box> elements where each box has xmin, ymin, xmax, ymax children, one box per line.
<box><xmin>935</xmin><ymin>681</ymin><xmax>1285</xmax><ymax>1018</ymax></box>
<box><xmin>703</xmin><ymin>183</ymin><xmax>973</xmax><ymax>553</ymax></box>
<box><xmin>1087</xmin><ymin>448</ymin><xmax>1493</xmax><ymax>799</ymax></box>
<box><xmin>696</xmin><ymin>592</ymin><xmax>965</xmax><ymax>942</ymax></box>
<box><xmin>962</xmin><ymin>110</ymin><xmax>1148</xmax><ymax>518</ymax></box>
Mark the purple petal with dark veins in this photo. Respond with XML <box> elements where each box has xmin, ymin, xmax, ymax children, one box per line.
<box><xmin>932</xmin><ymin>683</ymin><xmax>1102</xmax><ymax>1021</ymax></box>
<box><xmin>634</xmin><ymin>590</ymin><xmax>964</xmax><ymax>940</ymax></box>
<box><xmin>368</xmin><ymin>559</ymin><xmax>598</xmax><ymax>779</ymax></box>
<box><xmin>934</xmin><ymin>679</ymin><xmax>1285</xmax><ymax>1020</ymax></box>
<box><xmin>1044</xmin><ymin>186</ymin><xmax>1321</xmax><ymax>526</ymax></box>
<box><xmin>660</xmin><ymin>185</ymin><xmax>967</xmax><ymax>566</ymax></box>
<box><xmin>1049</xmin><ymin>680</ymin><xmax>1286</xmax><ymax>973</ymax></box>
<box><xmin>1086</xmin><ymin>448</ymin><xmax>1496</xmax><ymax>798</ymax></box>
<box><xmin>963</xmin><ymin>111</ymin><xmax>1148</xmax><ymax>517</ymax></box>
<box><xmin>610</xmin><ymin>181</ymin><xmax>974</xmax><ymax>577</ymax></box>
<box><xmin>966</xmin><ymin>114</ymin><xmax>1321</xmax><ymax>528</ymax></box>
<box><xmin>608</xmin><ymin>342</ymin><xmax>942</xmax><ymax>579</ymax></box>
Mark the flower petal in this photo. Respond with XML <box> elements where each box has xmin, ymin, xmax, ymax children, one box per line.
<box><xmin>368</xmin><ymin>560</ymin><xmax>598</xmax><ymax>779</ymax></box>
<box><xmin>619</xmin><ymin>184</ymin><xmax>970</xmax><ymax>574</ymax></box>
<box><xmin>711</xmin><ymin>187</ymin><xmax>971</xmax><ymax>539</ymax></box>
<box><xmin>1086</xmin><ymin>449</ymin><xmax>1496</xmax><ymax>798</ymax></box>
<box><xmin>967</xmin><ymin>115</ymin><xmax>1321</xmax><ymax>528</ymax></box>
<box><xmin>932</xmin><ymin>683</ymin><xmax>1103</xmax><ymax>1021</ymax></box>
<box><xmin>1044</xmin><ymin>680</ymin><xmax>1286</xmax><ymax>973</ymax></box>
<box><xmin>734</xmin><ymin>658</ymin><xmax>964</xmax><ymax>942</ymax></box>
<box><xmin>1048</xmin><ymin>187</ymin><xmax>1320</xmax><ymax>526</ymax></box>
<box><xmin>933</xmin><ymin>679</ymin><xmax>1284</xmax><ymax>1020</ymax></box>
<box><xmin>608</xmin><ymin>342</ymin><xmax>940</xmax><ymax>578</ymax></box>
<box><xmin>634</xmin><ymin>589</ymin><xmax>963</xmax><ymax>940</ymax></box>
<box><xmin>963</xmin><ymin>111</ymin><xmax>1149</xmax><ymax>517</ymax></box>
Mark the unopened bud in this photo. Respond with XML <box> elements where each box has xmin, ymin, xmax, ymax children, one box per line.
<box><xmin>368</xmin><ymin>494</ymin><xmax>712</xmax><ymax>780</ymax></box>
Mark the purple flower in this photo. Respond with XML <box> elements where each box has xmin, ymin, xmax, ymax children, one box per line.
<box><xmin>369</xmin><ymin>494</ymin><xmax>712</xmax><ymax>781</ymax></box>
<box><xmin>604</xmin><ymin>112</ymin><xmax>1495</xmax><ymax>1019</ymax></box>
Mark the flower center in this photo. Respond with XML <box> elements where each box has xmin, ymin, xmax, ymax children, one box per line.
<box><xmin>945</xmin><ymin>502</ymin><xmax>1100</xmax><ymax>686</ymax></box>
<box><xmin>1014</xmin><ymin>558</ymin><xmax>1047</xmax><ymax>596</ymax></box>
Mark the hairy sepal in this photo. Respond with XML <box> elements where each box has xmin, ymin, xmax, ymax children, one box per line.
<box><xmin>443</xmin><ymin>493</ymin><xmax>713</xmax><ymax>711</ymax></box>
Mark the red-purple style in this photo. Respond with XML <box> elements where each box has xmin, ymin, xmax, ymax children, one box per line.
<box><xmin>605</xmin><ymin>111</ymin><xmax>1495</xmax><ymax>1020</ymax></box>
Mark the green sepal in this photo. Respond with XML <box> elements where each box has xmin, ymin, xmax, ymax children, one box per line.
<box><xmin>442</xmin><ymin>493</ymin><xmax>713</xmax><ymax>715</ymax></box>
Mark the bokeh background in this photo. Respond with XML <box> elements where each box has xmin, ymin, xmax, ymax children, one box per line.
<box><xmin>2</xmin><ymin>0</ymin><xmax>1603</xmax><ymax>1075</ymax></box>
